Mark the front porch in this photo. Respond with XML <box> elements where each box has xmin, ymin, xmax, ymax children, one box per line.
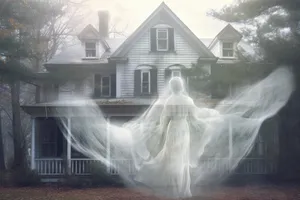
<box><xmin>24</xmin><ymin>102</ymin><xmax>279</xmax><ymax>178</ymax></box>
<box><xmin>33</xmin><ymin>157</ymin><xmax>277</xmax><ymax>177</ymax></box>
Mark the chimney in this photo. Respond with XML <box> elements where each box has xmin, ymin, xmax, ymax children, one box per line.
<box><xmin>98</xmin><ymin>10</ymin><xmax>109</xmax><ymax>38</ymax></box>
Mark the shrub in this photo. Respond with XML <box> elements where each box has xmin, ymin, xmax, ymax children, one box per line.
<box><xmin>0</xmin><ymin>170</ymin><xmax>10</xmax><ymax>186</ymax></box>
<box><xmin>89</xmin><ymin>163</ymin><xmax>124</xmax><ymax>187</ymax></box>
<box><xmin>62</xmin><ymin>174</ymin><xmax>88</xmax><ymax>189</ymax></box>
<box><xmin>10</xmin><ymin>168</ymin><xmax>41</xmax><ymax>187</ymax></box>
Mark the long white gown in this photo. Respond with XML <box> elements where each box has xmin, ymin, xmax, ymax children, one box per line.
<box><xmin>55</xmin><ymin>67</ymin><xmax>294</xmax><ymax>199</ymax></box>
<box><xmin>134</xmin><ymin>94</ymin><xmax>194</xmax><ymax>198</ymax></box>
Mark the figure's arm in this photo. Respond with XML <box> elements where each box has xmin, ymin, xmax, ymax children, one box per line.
<box><xmin>189</xmin><ymin>99</ymin><xmax>220</xmax><ymax>120</ymax></box>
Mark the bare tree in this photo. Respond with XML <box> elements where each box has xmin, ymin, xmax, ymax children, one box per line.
<box><xmin>0</xmin><ymin>110</ymin><xmax>5</xmax><ymax>170</ymax></box>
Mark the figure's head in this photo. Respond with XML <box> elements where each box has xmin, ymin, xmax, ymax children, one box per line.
<box><xmin>169</xmin><ymin>77</ymin><xmax>184</xmax><ymax>94</ymax></box>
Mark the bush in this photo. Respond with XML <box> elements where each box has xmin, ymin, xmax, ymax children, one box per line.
<box><xmin>62</xmin><ymin>174</ymin><xmax>90</xmax><ymax>189</ymax></box>
<box><xmin>0</xmin><ymin>170</ymin><xmax>10</xmax><ymax>186</ymax></box>
<box><xmin>90</xmin><ymin>163</ymin><xmax>124</xmax><ymax>187</ymax></box>
<box><xmin>10</xmin><ymin>168</ymin><xmax>41</xmax><ymax>187</ymax></box>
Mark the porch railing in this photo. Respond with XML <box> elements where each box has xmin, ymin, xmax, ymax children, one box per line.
<box><xmin>35</xmin><ymin>158</ymin><xmax>65</xmax><ymax>175</ymax></box>
<box><xmin>71</xmin><ymin>159</ymin><xmax>100</xmax><ymax>175</ymax></box>
<box><xmin>34</xmin><ymin>158</ymin><xmax>276</xmax><ymax>176</ymax></box>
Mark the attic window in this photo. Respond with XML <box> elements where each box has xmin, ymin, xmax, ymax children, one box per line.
<box><xmin>222</xmin><ymin>42</ymin><xmax>234</xmax><ymax>58</ymax></box>
<box><xmin>156</xmin><ymin>29</ymin><xmax>168</xmax><ymax>51</ymax></box>
<box><xmin>85</xmin><ymin>42</ymin><xmax>96</xmax><ymax>57</ymax></box>
<box><xmin>150</xmin><ymin>27</ymin><xmax>174</xmax><ymax>52</ymax></box>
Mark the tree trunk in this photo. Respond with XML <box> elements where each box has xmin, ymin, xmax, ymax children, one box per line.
<box><xmin>0</xmin><ymin>110</ymin><xmax>5</xmax><ymax>170</ymax></box>
<box><xmin>35</xmin><ymin>28</ymin><xmax>41</xmax><ymax>103</ymax></box>
<box><xmin>10</xmin><ymin>80</ymin><xmax>25</xmax><ymax>170</ymax></box>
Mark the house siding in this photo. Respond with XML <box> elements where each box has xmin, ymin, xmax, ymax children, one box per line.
<box><xmin>119</xmin><ymin>28</ymin><xmax>202</xmax><ymax>97</ymax></box>
<box><xmin>211</xmin><ymin>41</ymin><xmax>221</xmax><ymax>58</ymax></box>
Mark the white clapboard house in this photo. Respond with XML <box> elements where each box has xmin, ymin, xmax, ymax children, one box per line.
<box><xmin>22</xmin><ymin>2</ymin><xmax>279</xmax><ymax>179</ymax></box>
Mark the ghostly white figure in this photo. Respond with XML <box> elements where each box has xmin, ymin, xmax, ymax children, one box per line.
<box><xmin>133</xmin><ymin>77</ymin><xmax>194</xmax><ymax>198</ymax></box>
<box><xmin>56</xmin><ymin>67</ymin><xmax>294</xmax><ymax>199</ymax></box>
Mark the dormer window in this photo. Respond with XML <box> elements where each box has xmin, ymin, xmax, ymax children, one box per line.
<box><xmin>85</xmin><ymin>42</ymin><xmax>96</xmax><ymax>57</ymax></box>
<box><xmin>156</xmin><ymin>29</ymin><xmax>168</xmax><ymax>51</ymax></box>
<box><xmin>222</xmin><ymin>42</ymin><xmax>234</xmax><ymax>58</ymax></box>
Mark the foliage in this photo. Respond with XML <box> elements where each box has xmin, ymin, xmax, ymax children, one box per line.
<box><xmin>208</xmin><ymin>0</ymin><xmax>300</xmax><ymax>67</ymax></box>
<box><xmin>0</xmin><ymin>168</ymin><xmax>41</xmax><ymax>187</ymax></box>
<box><xmin>89</xmin><ymin>163</ymin><xmax>125</xmax><ymax>187</ymax></box>
<box><xmin>209</xmin><ymin>0</ymin><xmax>300</xmax><ymax>177</ymax></box>
<box><xmin>62</xmin><ymin>174</ymin><xmax>90</xmax><ymax>189</ymax></box>
<box><xmin>60</xmin><ymin>163</ymin><xmax>125</xmax><ymax>189</ymax></box>
<box><xmin>0</xmin><ymin>0</ymin><xmax>88</xmax><ymax>172</ymax></box>
<box><xmin>188</xmin><ymin>60</ymin><xmax>212</xmax><ymax>97</ymax></box>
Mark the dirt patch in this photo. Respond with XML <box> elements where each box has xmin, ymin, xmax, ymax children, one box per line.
<box><xmin>0</xmin><ymin>185</ymin><xmax>299</xmax><ymax>200</ymax></box>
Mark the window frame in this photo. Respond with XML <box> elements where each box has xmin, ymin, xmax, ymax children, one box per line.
<box><xmin>40</xmin><ymin>123</ymin><xmax>58</xmax><ymax>158</ymax></box>
<box><xmin>94</xmin><ymin>74</ymin><xmax>111</xmax><ymax>97</ymax></box>
<box><xmin>141</xmin><ymin>70</ymin><xmax>151</xmax><ymax>94</ymax></box>
<box><xmin>85</xmin><ymin>42</ymin><xmax>97</xmax><ymax>58</ymax></box>
<box><xmin>171</xmin><ymin>70</ymin><xmax>181</xmax><ymax>77</ymax></box>
<box><xmin>101</xmin><ymin>76</ymin><xmax>111</xmax><ymax>97</ymax></box>
<box><xmin>156</xmin><ymin>28</ymin><xmax>169</xmax><ymax>51</ymax></box>
<box><xmin>221</xmin><ymin>41</ymin><xmax>234</xmax><ymax>58</ymax></box>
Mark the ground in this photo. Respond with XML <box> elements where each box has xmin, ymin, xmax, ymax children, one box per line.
<box><xmin>0</xmin><ymin>185</ymin><xmax>300</xmax><ymax>200</ymax></box>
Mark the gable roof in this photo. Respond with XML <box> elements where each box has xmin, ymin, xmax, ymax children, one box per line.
<box><xmin>45</xmin><ymin>38</ymin><xmax>126</xmax><ymax>66</ymax></box>
<box><xmin>78</xmin><ymin>24</ymin><xmax>110</xmax><ymax>51</ymax></box>
<box><xmin>111</xmin><ymin>2</ymin><xmax>216</xmax><ymax>60</ymax></box>
<box><xmin>208</xmin><ymin>24</ymin><xmax>243</xmax><ymax>49</ymax></box>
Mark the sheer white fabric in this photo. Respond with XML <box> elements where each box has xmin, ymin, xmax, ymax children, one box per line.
<box><xmin>55</xmin><ymin>67</ymin><xmax>294</xmax><ymax>199</ymax></box>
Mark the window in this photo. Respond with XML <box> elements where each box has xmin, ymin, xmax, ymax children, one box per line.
<box><xmin>222</xmin><ymin>42</ymin><xmax>234</xmax><ymax>57</ymax></box>
<box><xmin>40</xmin><ymin>119</ymin><xmax>59</xmax><ymax>158</ymax></box>
<box><xmin>101</xmin><ymin>76</ymin><xmax>110</xmax><ymax>96</ymax></box>
<box><xmin>85</xmin><ymin>42</ymin><xmax>96</xmax><ymax>57</ymax></box>
<box><xmin>172</xmin><ymin>70</ymin><xmax>181</xmax><ymax>77</ymax></box>
<box><xmin>156</xmin><ymin>29</ymin><xmax>168</xmax><ymax>51</ymax></box>
<box><xmin>94</xmin><ymin>75</ymin><xmax>111</xmax><ymax>97</ymax></box>
<box><xmin>141</xmin><ymin>70</ymin><xmax>151</xmax><ymax>94</ymax></box>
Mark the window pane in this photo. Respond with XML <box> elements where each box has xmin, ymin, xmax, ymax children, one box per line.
<box><xmin>142</xmin><ymin>83</ymin><xmax>149</xmax><ymax>93</ymax></box>
<box><xmin>223</xmin><ymin>50</ymin><xmax>233</xmax><ymax>57</ymax></box>
<box><xmin>142</xmin><ymin>72</ymin><xmax>150</xmax><ymax>93</ymax></box>
<box><xmin>157</xmin><ymin>39</ymin><xmax>168</xmax><ymax>50</ymax></box>
<box><xmin>102</xmin><ymin>86</ymin><xmax>110</xmax><ymax>96</ymax></box>
<box><xmin>172</xmin><ymin>70</ymin><xmax>181</xmax><ymax>77</ymax></box>
<box><xmin>102</xmin><ymin>77</ymin><xmax>110</xmax><ymax>96</ymax></box>
<box><xmin>86</xmin><ymin>42</ymin><xmax>96</xmax><ymax>49</ymax></box>
<box><xmin>142</xmin><ymin>72</ymin><xmax>149</xmax><ymax>82</ymax></box>
<box><xmin>102</xmin><ymin>77</ymin><xmax>110</xmax><ymax>86</ymax></box>
<box><xmin>86</xmin><ymin>50</ymin><xmax>96</xmax><ymax>57</ymax></box>
<box><xmin>223</xmin><ymin>42</ymin><xmax>233</xmax><ymax>49</ymax></box>
<box><xmin>157</xmin><ymin>30</ymin><xmax>167</xmax><ymax>39</ymax></box>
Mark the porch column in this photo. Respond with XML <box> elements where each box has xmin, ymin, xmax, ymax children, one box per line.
<box><xmin>106</xmin><ymin>117</ymin><xmax>110</xmax><ymax>173</ymax></box>
<box><xmin>31</xmin><ymin>117</ymin><xmax>36</xmax><ymax>170</ymax></box>
<box><xmin>229</xmin><ymin>119</ymin><xmax>233</xmax><ymax>166</ymax></box>
<box><xmin>67</xmin><ymin>118</ymin><xmax>71</xmax><ymax>175</ymax></box>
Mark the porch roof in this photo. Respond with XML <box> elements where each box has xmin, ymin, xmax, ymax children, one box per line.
<box><xmin>21</xmin><ymin>98</ymin><xmax>226</xmax><ymax>117</ymax></box>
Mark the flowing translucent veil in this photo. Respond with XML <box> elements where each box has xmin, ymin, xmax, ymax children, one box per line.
<box><xmin>55</xmin><ymin>67</ymin><xmax>294</xmax><ymax>199</ymax></box>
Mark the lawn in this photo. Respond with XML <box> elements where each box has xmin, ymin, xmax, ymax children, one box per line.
<box><xmin>0</xmin><ymin>185</ymin><xmax>299</xmax><ymax>200</ymax></box>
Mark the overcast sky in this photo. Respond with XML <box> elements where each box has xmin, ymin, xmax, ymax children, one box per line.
<box><xmin>81</xmin><ymin>0</ymin><xmax>237</xmax><ymax>39</ymax></box>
